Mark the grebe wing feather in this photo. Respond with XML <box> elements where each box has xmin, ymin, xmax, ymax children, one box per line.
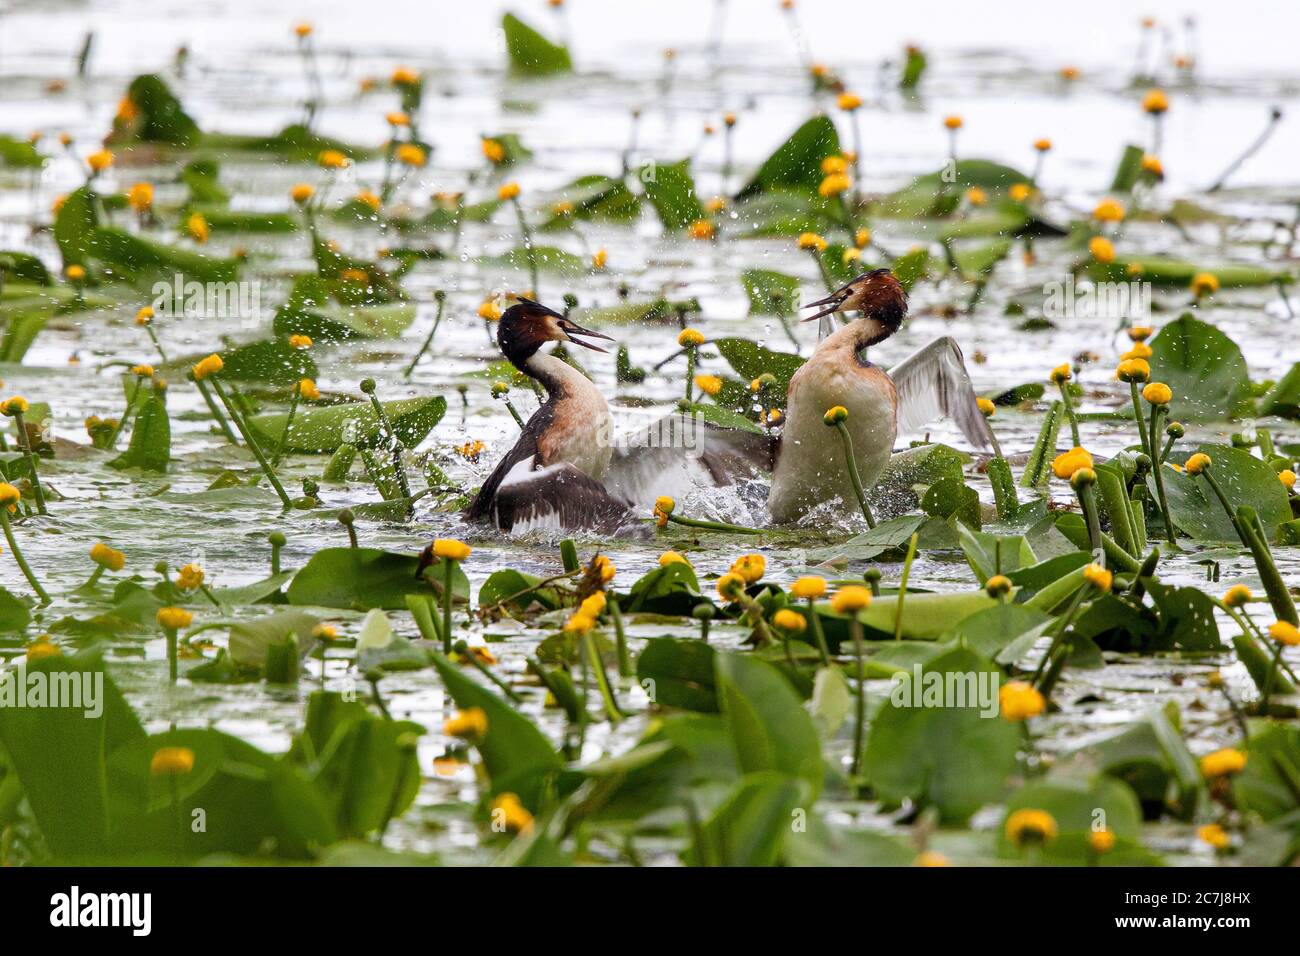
<box><xmin>603</xmin><ymin>412</ymin><xmax>775</xmax><ymax>507</ymax></box>
<box><xmin>888</xmin><ymin>336</ymin><xmax>994</xmax><ymax>450</ymax></box>
<box><xmin>491</xmin><ymin>460</ymin><xmax>637</xmax><ymax>534</ymax></box>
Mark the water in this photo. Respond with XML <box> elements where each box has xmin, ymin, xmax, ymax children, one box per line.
<box><xmin>1</xmin><ymin>0</ymin><xmax>1297</xmax><ymax>863</ymax></box>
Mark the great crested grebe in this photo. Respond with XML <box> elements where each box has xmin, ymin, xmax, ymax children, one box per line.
<box><xmin>767</xmin><ymin>268</ymin><xmax>993</xmax><ymax>522</ymax></box>
<box><xmin>465</xmin><ymin>298</ymin><xmax>767</xmax><ymax>533</ymax></box>
<box><xmin>464</xmin><ymin>298</ymin><xmax>623</xmax><ymax>530</ymax></box>
<box><xmin>465</xmin><ymin>273</ymin><xmax>990</xmax><ymax>532</ymax></box>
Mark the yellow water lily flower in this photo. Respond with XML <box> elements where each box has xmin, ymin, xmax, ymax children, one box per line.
<box><xmin>1269</xmin><ymin>620</ymin><xmax>1300</xmax><ymax>646</ymax></box>
<box><xmin>730</xmin><ymin>553</ymin><xmax>765</xmax><ymax>584</ymax></box>
<box><xmin>1222</xmin><ymin>584</ymin><xmax>1252</xmax><ymax>608</ymax></box>
<box><xmin>150</xmin><ymin>746</ymin><xmax>195</xmax><ymax>776</ymax></box>
<box><xmin>1005</xmin><ymin>808</ymin><xmax>1058</xmax><ymax>846</ymax></box>
<box><xmin>433</xmin><ymin>539</ymin><xmax>472</xmax><ymax>562</ymax></box>
<box><xmin>444</xmin><ymin>707</ymin><xmax>488</xmax><ymax>738</ymax></box>
<box><xmin>773</xmin><ymin>609</ymin><xmax>806</xmax><ymax>632</ymax></box>
<box><xmin>1199</xmin><ymin>748</ymin><xmax>1247</xmax><ymax>778</ymax></box>
<box><xmin>156</xmin><ymin>607</ymin><xmax>194</xmax><ymax>630</ymax></box>
<box><xmin>191</xmin><ymin>354</ymin><xmax>224</xmax><ymax>380</ymax></box>
<box><xmin>790</xmin><ymin>576</ymin><xmax>827</xmax><ymax>599</ymax></box>
<box><xmin>1083</xmin><ymin>563</ymin><xmax>1113</xmax><ymax>593</ymax></box>
<box><xmin>1142</xmin><ymin>382</ymin><xmax>1172</xmax><ymax>405</ymax></box>
<box><xmin>90</xmin><ymin>543</ymin><xmax>126</xmax><ymax>572</ymax></box>
<box><xmin>830</xmin><ymin>585</ymin><xmax>872</xmax><ymax>614</ymax></box>
<box><xmin>998</xmin><ymin>681</ymin><xmax>1045</xmax><ymax>722</ymax></box>
<box><xmin>1051</xmin><ymin>446</ymin><xmax>1093</xmax><ymax>480</ymax></box>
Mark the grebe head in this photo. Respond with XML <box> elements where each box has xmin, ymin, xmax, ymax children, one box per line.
<box><xmin>801</xmin><ymin>268</ymin><xmax>908</xmax><ymax>333</ymax></box>
<box><xmin>497</xmin><ymin>297</ymin><xmax>614</xmax><ymax>364</ymax></box>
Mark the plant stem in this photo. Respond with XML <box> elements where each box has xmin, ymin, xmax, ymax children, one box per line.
<box><xmin>1077</xmin><ymin>483</ymin><xmax>1103</xmax><ymax>556</ymax></box>
<box><xmin>194</xmin><ymin>378</ymin><xmax>240</xmax><ymax>445</ymax></box>
<box><xmin>1201</xmin><ymin>470</ymin><xmax>1249</xmax><ymax>547</ymax></box>
<box><xmin>1146</xmin><ymin>403</ymin><xmax>1177</xmax><ymax>544</ymax></box>
<box><xmin>0</xmin><ymin>511</ymin><xmax>50</xmax><ymax>603</ymax></box>
<box><xmin>665</xmin><ymin>513</ymin><xmax>763</xmax><ymax>535</ymax></box>
<box><xmin>363</xmin><ymin>386</ymin><xmax>413</xmax><ymax>503</ymax></box>
<box><xmin>502</xmin><ymin>399</ymin><xmax>525</xmax><ymax>429</ymax></box>
<box><xmin>610</xmin><ymin>599</ymin><xmax>633</xmax><ymax>678</ymax></box>
<box><xmin>10</xmin><ymin>412</ymin><xmax>47</xmax><ymax>515</ymax></box>
<box><xmin>850</xmin><ymin>617</ymin><xmax>867</xmax><ymax>782</ymax></box>
<box><xmin>145</xmin><ymin>323</ymin><xmax>169</xmax><ymax>363</ymax></box>
<box><xmin>512</xmin><ymin>197</ymin><xmax>539</xmax><ymax>295</ymax></box>
<box><xmin>1055</xmin><ymin>380</ymin><xmax>1081</xmax><ymax>447</ymax></box>
<box><xmin>208</xmin><ymin>377</ymin><xmax>293</xmax><ymax>510</ymax></box>
<box><xmin>271</xmin><ymin>381</ymin><xmax>302</xmax><ymax>468</ymax></box>
<box><xmin>1128</xmin><ymin>382</ymin><xmax>1152</xmax><ymax>459</ymax></box>
<box><xmin>164</xmin><ymin>626</ymin><xmax>178</xmax><ymax>682</ymax></box>
<box><xmin>403</xmin><ymin>291</ymin><xmax>447</xmax><ymax>377</ymax></box>
<box><xmin>893</xmin><ymin>532</ymin><xmax>918</xmax><ymax>640</ymax></box>
<box><xmin>833</xmin><ymin>421</ymin><xmax>876</xmax><ymax>527</ymax></box>
<box><xmin>1031</xmin><ymin>584</ymin><xmax>1090</xmax><ymax>687</ymax></box>
<box><xmin>583</xmin><ymin>632</ymin><xmax>623</xmax><ymax>723</ymax></box>
<box><xmin>441</xmin><ymin>559</ymin><xmax>454</xmax><ymax>655</ymax></box>
<box><xmin>1262</xmin><ymin>640</ymin><xmax>1285</xmax><ymax>714</ymax></box>
<box><xmin>806</xmin><ymin>598</ymin><xmax>831</xmax><ymax>667</ymax></box>
<box><xmin>107</xmin><ymin>377</ymin><xmax>143</xmax><ymax>449</ymax></box>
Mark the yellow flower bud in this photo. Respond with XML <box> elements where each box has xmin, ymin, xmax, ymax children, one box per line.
<box><xmin>433</xmin><ymin>539</ymin><xmax>472</xmax><ymax>562</ymax></box>
<box><xmin>830</xmin><ymin>585</ymin><xmax>872</xmax><ymax>614</ymax></box>
<box><xmin>790</xmin><ymin>576</ymin><xmax>827</xmax><ymax>599</ymax></box>
<box><xmin>150</xmin><ymin>746</ymin><xmax>195</xmax><ymax>776</ymax></box>
<box><xmin>1142</xmin><ymin>382</ymin><xmax>1172</xmax><ymax>405</ymax></box>
<box><xmin>156</xmin><ymin>607</ymin><xmax>194</xmax><ymax>630</ymax></box>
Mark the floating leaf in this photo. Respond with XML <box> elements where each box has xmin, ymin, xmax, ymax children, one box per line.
<box><xmin>621</xmin><ymin>561</ymin><xmax>708</xmax><ymax>616</ymax></box>
<box><xmin>864</xmin><ymin>647</ymin><xmax>1019</xmax><ymax>822</ymax></box>
<box><xmin>714</xmin><ymin>337</ymin><xmax>806</xmax><ymax>394</ymax></box>
<box><xmin>741</xmin><ymin>269</ymin><xmax>802</xmax><ymax>318</ymax></box>
<box><xmin>637</xmin><ymin>637</ymin><xmax>718</xmax><ymax>712</ymax></box>
<box><xmin>247</xmin><ymin>396</ymin><xmax>446</xmax><ymax>454</ymax></box>
<box><xmin>502</xmin><ymin>12</ymin><xmax>572</xmax><ymax>75</ymax></box>
<box><xmin>736</xmin><ymin>116</ymin><xmax>841</xmax><ymax>199</ymax></box>
<box><xmin>714</xmin><ymin>652</ymin><xmax>824</xmax><ymax>798</ymax></box>
<box><xmin>108</xmin><ymin>394</ymin><xmax>170</xmax><ymax>473</ymax></box>
<box><xmin>1159</xmin><ymin>444</ymin><xmax>1290</xmax><ymax>541</ymax></box>
<box><xmin>210</xmin><ymin>338</ymin><xmax>318</xmax><ymax>385</ymax></box>
<box><xmin>878</xmin><ymin>159</ymin><xmax>1029</xmax><ymax>218</ymax></box>
<box><xmin>642</xmin><ymin>159</ymin><xmax>704</xmax><ymax>230</ymax></box>
<box><xmin>114</xmin><ymin>74</ymin><xmax>201</xmax><ymax>146</ymax></box>
<box><xmin>1147</xmin><ymin>314</ymin><xmax>1252</xmax><ymax>420</ymax></box>
<box><xmin>686</xmin><ymin>771</ymin><xmax>810</xmax><ymax>866</ymax></box>
<box><xmin>430</xmin><ymin>652</ymin><xmax>562</xmax><ymax>809</ymax></box>
<box><xmin>287</xmin><ymin>547</ymin><xmax>454</xmax><ymax>611</ymax></box>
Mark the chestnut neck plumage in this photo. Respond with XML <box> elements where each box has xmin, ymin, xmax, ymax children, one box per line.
<box><xmin>822</xmin><ymin>304</ymin><xmax>906</xmax><ymax>367</ymax></box>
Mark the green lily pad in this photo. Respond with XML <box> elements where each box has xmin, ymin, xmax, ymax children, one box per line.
<box><xmin>1148</xmin><ymin>314</ymin><xmax>1252</xmax><ymax>421</ymax></box>
<box><xmin>286</xmin><ymin>547</ymin><xmax>457</xmax><ymax>611</ymax></box>
<box><xmin>736</xmin><ymin>116</ymin><xmax>841</xmax><ymax>200</ymax></box>
<box><xmin>502</xmin><ymin>12</ymin><xmax>572</xmax><ymax>75</ymax></box>
<box><xmin>864</xmin><ymin>647</ymin><xmax>1020</xmax><ymax>822</ymax></box>
<box><xmin>1159</xmin><ymin>443</ymin><xmax>1291</xmax><ymax>541</ymax></box>
<box><xmin>642</xmin><ymin>159</ymin><xmax>705</xmax><ymax>231</ymax></box>
<box><xmin>247</xmin><ymin>396</ymin><xmax>446</xmax><ymax>454</ymax></box>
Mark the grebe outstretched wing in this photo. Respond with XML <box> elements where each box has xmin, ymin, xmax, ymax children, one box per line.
<box><xmin>602</xmin><ymin>412</ymin><xmax>775</xmax><ymax>505</ymax></box>
<box><xmin>887</xmin><ymin>336</ymin><xmax>994</xmax><ymax>449</ymax></box>
<box><xmin>489</xmin><ymin>460</ymin><xmax>638</xmax><ymax>534</ymax></box>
